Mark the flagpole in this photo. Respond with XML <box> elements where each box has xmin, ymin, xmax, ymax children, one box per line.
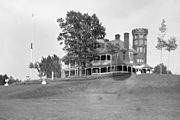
<box><xmin>30</xmin><ymin>43</ymin><xmax>32</xmax><ymax>80</ymax></box>
<box><xmin>30</xmin><ymin>13</ymin><xmax>34</xmax><ymax>80</ymax></box>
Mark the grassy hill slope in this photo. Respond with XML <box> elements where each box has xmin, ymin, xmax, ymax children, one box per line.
<box><xmin>0</xmin><ymin>73</ymin><xmax>180</xmax><ymax>120</ymax></box>
<box><xmin>1</xmin><ymin>73</ymin><xmax>180</xmax><ymax>99</ymax></box>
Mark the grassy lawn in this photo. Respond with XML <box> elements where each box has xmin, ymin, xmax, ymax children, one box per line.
<box><xmin>0</xmin><ymin>74</ymin><xmax>180</xmax><ymax>120</ymax></box>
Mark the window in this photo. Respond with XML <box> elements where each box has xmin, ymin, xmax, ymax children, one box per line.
<box><xmin>144</xmin><ymin>40</ymin><xmax>147</xmax><ymax>45</ymax></box>
<box><xmin>107</xmin><ymin>55</ymin><xmax>110</xmax><ymax>60</ymax></box>
<box><xmin>101</xmin><ymin>55</ymin><xmax>106</xmax><ymax>60</ymax></box>
<box><xmin>137</xmin><ymin>58</ymin><xmax>144</xmax><ymax>63</ymax></box>
<box><xmin>134</xmin><ymin>40</ymin><xmax>138</xmax><ymax>45</ymax></box>
<box><xmin>137</xmin><ymin>59</ymin><xmax>139</xmax><ymax>63</ymax></box>
<box><xmin>135</xmin><ymin>34</ymin><xmax>138</xmax><ymax>39</ymax></box>
<box><xmin>144</xmin><ymin>35</ymin><xmax>147</xmax><ymax>39</ymax></box>
<box><xmin>137</xmin><ymin>47</ymin><xmax>144</xmax><ymax>53</ymax></box>
<box><xmin>139</xmin><ymin>40</ymin><xmax>143</xmax><ymax>45</ymax></box>
<box><xmin>139</xmin><ymin>47</ymin><xmax>143</xmax><ymax>53</ymax></box>
<box><xmin>94</xmin><ymin>56</ymin><xmax>100</xmax><ymax>61</ymax></box>
<box><xmin>139</xmin><ymin>34</ymin><xmax>143</xmax><ymax>38</ymax></box>
<box><xmin>143</xmin><ymin>48</ymin><xmax>146</xmax><ymax>53</ymax></box>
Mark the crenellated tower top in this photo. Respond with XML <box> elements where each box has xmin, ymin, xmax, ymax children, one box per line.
<box><xmin>132</xmin><ymin>28</ymin><xmax>148</xmax><ymax>36</ymax></box>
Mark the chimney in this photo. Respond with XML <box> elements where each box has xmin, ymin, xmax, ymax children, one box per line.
<box><xmin>124</xmin><ymin>33</ymin><xmax>129</xmax><ymax>62</ymax></box>
<box><xmin>124</xmin><ymin>33</ymin><xmax>129</xmax><ymax>50</ymax></box>
<box><xmin>115</xmin><ymin>34</ymin><xmax>120</xmax><ymax>40</ymax></box>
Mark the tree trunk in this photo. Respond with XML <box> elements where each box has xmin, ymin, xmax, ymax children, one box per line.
<box><xmin>167</xmin><ymin>51</ymin><xmax>170</xmax><ymax>72</ymax></box>
<box><xmin>160</xmin><ymin>49</ymin><xmax>162</xmax><ymax>74</ymax></box>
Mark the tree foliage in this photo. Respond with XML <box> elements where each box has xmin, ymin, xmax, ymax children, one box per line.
<box><xmin>165</xmin><ymin>37</ymin><xmax>178</xmax><ymax>52</ymax></box>
<box><xmin>165</xmin><ymin>37</ymin><xmax>178</xmax><ymax>70</ymax></box>
<box><xmin>156</xmin><ymin>19</ymin><xmax>167</xmax><ymax>50</ymax></box>
<box><xmin>0</xmin><ymin>74</ymin><xmax>8</xmax><ymax>85</ymax></box>
<box><xmin>153</xmin><ymin>63</ymin><xmax>172</xmax><ymax>74</ymax></box>
<box><xmin>156</xmin><ymin>19</ymin><xmax>167</xmax><ymax>74</ymax></box>
<box><xmin>30</xmin><ymin>54</ymin><xmax>61</xmax><ymax>78</ymax></box>
<box><xmin>57</xmin><ymin>11</ymin><xmax>106</xmax><ymax>68</ymax></box>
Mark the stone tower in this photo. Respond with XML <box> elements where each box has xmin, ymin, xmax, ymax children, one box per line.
<box><xmin>132</xmin><ymin>28</ymin><xmax>148</xmax><ymax>64</ymax></box>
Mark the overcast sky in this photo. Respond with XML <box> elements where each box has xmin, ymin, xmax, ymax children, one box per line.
<box><xmin>0</xmin><ymin>0</ymin><xmax>180</xmax><ymax>80</ymax></box>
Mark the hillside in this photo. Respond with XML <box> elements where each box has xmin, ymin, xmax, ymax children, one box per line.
<box><xmin>1</xmin><ymin>73</ymin><xmax>180</xmax><ymax>99</ymax></box>
<box><xmin>0</xmin><ymin>73</ymin><xmax>180</xmax><ymax>120</ymax></box>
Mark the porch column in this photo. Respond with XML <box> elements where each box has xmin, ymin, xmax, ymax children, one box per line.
<box><xmin>122</xmin><ymin>65</ymin><xmax>124</xmax><ymax>72</ymax></box>
<box><xmin>105</xmin><ymin>54</ymin><xmax>107</xmax><ymax>61</ymax></box>
<box><xmin>99</xmin><ymin>55</ymin><xmax>101</xmax><ymax>61</ymax></box>
<box><xmin>99</xmin><ymin>67</ymin><xmax>101</xmax><ymax>73</ymax></box>
<box><xmin>69</xmin><ymin>70</ymin><xmax>70</xmax><ymax>77</ymax></box>
<box><xmin>85</xmin><ymin>68</ymin><xmax>87</xmax><ymax>76</ymax></box>
<box><xmin>75</xmin><ymin>69</ymin><xmax>77</xmax><ymax>76</ymax></box>
<box><xmin>131</xmin><ymin>66</ymin><xmax>133</xmax><ymax>73</ymax></box>
<box><xmin>68</xmin><ymin>63</ymin><xmax>70</xmax><ymax>68</ymax></box>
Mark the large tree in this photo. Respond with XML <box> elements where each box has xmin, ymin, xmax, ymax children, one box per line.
<box><xmin>165</xmin><ymin>37</ymin><xmax>178</xmax><ymax>71</ymax></box>
<box><xmin>57</xmin><ymin>11</ymin><xmax>106</xmax><ymax>75</ymax></box>
<box><xmin>29</xmin><ymin>54</ymin><xmax>61</xmax><ymax>78</ymax></box>
<box><xmin>156</xmin><ymin>19</ymin><xmax>167</xmax><ymax>74</ymax></box>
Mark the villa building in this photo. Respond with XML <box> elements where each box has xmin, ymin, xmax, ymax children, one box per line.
<box><xmin>61</xmin><ymin>28</ymin><xmax>152</xmax><ymax>78</ymax></box>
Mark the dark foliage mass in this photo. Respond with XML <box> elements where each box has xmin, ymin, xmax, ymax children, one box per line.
<box><xmin>57</xmin><ymin>11</ymin><xmax>106</xmax><ymax>69</ymax></box>
<box><xmin>0</xmin><ymin>74</ymin><xmax>20</xmax><ymax>85</ymax></box>
<box><xmin>29</xmin><ymin>54</ymin><xmax>61</xmax><ymax>78</ymax></box>
<box><xmin>0</xmin><ymin>74</ymin><xmax>8</xmax><ymax>85</ymax></box>
<box><xmin>153</xmin><ymin>63</ymin><xmax>172</xmax><ymax>74</ymax></box>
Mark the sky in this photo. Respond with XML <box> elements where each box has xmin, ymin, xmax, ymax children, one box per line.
<box><xmin>0</xmin><ymin>0</ymin><xmax>180</xmax><ymax>80</ymax></box>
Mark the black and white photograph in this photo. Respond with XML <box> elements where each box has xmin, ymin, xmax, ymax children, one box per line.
<box><xmin>0</xmin><ymin>0</ymin><xmax>180</xmax><ymax>119</ymax></box>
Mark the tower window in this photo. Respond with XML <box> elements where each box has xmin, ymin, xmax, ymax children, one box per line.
<box><xmin>107</xmin><ymin>55</ymin><xmax>110</xmax><ymax>60</ymax></box>
<box><xmin>135</xmin><ymin>34</ymin><xmax>138</xmax><ymax>39</ymax></box>
<box><xmin>134</xmin><ymin>40</ymin><xmax>138</xmax><ymax>45</ymax></box>
<box><xmin>139</xmin><ymin>34</ymin><xmax>143</xmax><ymax>38</ymax></box>
<box><xmin>144</xmin><ymin>40</ymin><xmax>147</xmax><ymax>45</ymax></box>
<box><xmin>137</xmin><ymin>47</ymin><xmax>144</xmax><ymax>53</ymax></box>
<box><xmin>139</xmin><ymin>40</ymin><xmax>143</xmax><ymax>45</ymax></box>
<box><xmin>140</xmin><ymin>47</ymin><xmax>143</xmax><ymax>53</ymax></box>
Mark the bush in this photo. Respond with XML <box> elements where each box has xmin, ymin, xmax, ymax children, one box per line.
<box><xmin>153</xmin><ymin>63</ymin><xmax>172</xmax><ymax>74</ymax></box>
<box><xmin>0</xmin><ymin>74</ymin><xmax>8</xmax><ymax>85</ymax></box>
